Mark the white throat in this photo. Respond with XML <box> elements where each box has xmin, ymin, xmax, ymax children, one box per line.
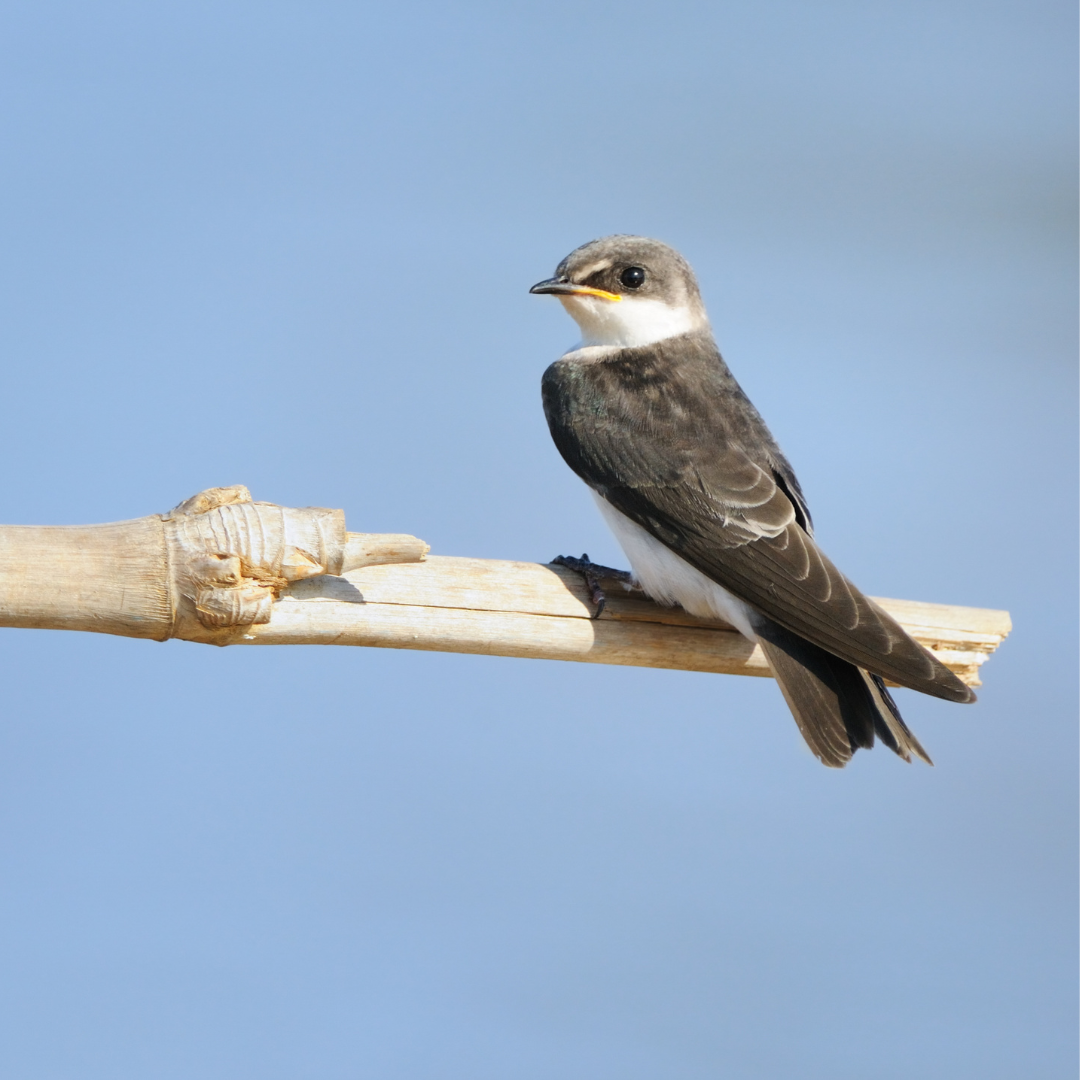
<box><xmin>558</xmin><ymin>294</ymin><xmax>706</xmax><ymax>349</ymax></box>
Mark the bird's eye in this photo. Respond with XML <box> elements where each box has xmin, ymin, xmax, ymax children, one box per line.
<box><xmin>620</xmin><ymin>266</ymin><xmax>646</xmax><ymax>289</ymax></box>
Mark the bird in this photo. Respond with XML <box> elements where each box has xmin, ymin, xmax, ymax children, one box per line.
<box><xmin>530</xmin><ymin>235</ymin><xmax>974</xmax><ymax>768</ymax></box>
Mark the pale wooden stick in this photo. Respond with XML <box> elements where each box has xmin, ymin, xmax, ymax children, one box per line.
<box><xmin>0</xmin><ymin>488</ymin><xmax>1010</xmax><ymax>686</ymax></box>
<box><xmin>264</xmin><ymin>556</ymin><xmax>1010</xmax><ymax>687</ymax></box>
<box><xmin>0</xmin><ymin>487</ymin><xmax>430</xmax><ymax>643</ymax></box>
<box><xmin>0</xmin><ymin>516</ymin><xmax>170</xmax><ymax>638</ymax></box>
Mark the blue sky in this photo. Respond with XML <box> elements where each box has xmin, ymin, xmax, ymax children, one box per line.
<box><xmin>0</xmin><ymin>2</ymin><xmax>1075</xmax><ymax>1076</ymax></box>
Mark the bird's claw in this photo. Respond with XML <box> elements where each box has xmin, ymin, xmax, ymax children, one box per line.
<box><xmin>551</xmin><ymin>553</ymin><xmax>633</xmax><ymax>619</ymax></box>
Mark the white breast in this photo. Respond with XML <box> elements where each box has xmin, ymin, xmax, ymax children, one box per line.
<box><xmin>592</xmin><ymin>492</ymin><xmax>758</xmax><ymax>641</ymax></box>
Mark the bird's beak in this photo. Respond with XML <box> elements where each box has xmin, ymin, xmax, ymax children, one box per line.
<box><xmin>529</xmin><ymin>278</ymin><xmax>622</xmax><ymax>302</ymax></box>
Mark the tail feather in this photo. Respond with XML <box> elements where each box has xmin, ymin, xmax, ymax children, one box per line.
<box><xmin>861</xmin><ymin>671</ymin><xmax>933</xmax><ymax>765</ymax></box>
<box><xmin>753</xmin><ymin>615</ymin><xmax>932</xmax><ymax>768</ymax></box>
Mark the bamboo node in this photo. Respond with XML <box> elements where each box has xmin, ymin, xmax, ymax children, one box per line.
<box><xmin>163</xmin><ymin>485</ymin><xmax>253</xmax><ymax>520</ymax></box>
<box><xmin>163</xmin><ymin>487</ymin><xmax>348</xmax><ymax>634</ymax></box>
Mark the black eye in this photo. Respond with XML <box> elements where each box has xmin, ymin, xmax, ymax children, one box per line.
<box><xmin>620</xmin><ymin>266</ymin><xmax>646</xmax><ymax>289</ymax></box>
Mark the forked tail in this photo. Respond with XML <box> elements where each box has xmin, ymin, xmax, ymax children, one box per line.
<box><xmin>753</xmin><ymin>615</ymin><xmax>933</xmax><ymax>768</ymax></box>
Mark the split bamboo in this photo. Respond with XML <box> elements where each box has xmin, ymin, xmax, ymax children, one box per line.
<box><xmin>0</xmin><ymin>487</ymin><xmax>1011</xmax><ymax>686</ymax></box>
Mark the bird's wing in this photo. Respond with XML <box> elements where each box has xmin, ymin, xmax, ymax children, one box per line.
<box><xmin>542</xmin><ymin>352</ymin><xmax>973</xmax><ymax>703</ymax></box>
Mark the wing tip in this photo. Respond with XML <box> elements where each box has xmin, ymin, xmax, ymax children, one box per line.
<box><xmin>938</xmin><ymin>678</ymin><xmax>977</xmax><ymax>705</ymax></box>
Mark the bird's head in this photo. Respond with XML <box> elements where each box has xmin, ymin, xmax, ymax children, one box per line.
<box><xmin>530</xmin><ymin>235</ymin><xmax>709</xmax><ymax>349</ymax></box>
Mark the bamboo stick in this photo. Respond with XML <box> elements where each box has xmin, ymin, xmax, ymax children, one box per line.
<box><xmin>264</xmin><ymin>557</ymin><xmax>1010</xmax><ymax>687</ymax></box>
<box><xmin>0</xmin><ymin>486</ymin><xmax>430</xmax><ymax>644</ymax></box>
<box><xmin>0</xmin><ymin>488</ymin><xmax>1011</xmax><ymax>685</ymax></box>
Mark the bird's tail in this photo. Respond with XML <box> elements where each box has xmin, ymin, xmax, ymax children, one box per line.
<box><xmin>753</xmin><ymin>615</ymin><xmax>932</xmax><ymax>769</ymax></box>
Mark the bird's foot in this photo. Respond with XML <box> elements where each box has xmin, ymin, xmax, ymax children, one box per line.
<box><xmin>551</xmin><ymin>553</ymin><xmax>634</xmax><ymax>619</ymax></box>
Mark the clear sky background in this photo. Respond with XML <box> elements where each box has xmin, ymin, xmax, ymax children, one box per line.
<box><xmin>0</xmin><ymin>2</ymin><xmax>1075</xmax><ymax>1077</ymax></box>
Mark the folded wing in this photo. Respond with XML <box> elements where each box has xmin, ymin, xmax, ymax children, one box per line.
<box><xmin>542</xmin><ymin>342</ymin><xmax>974</xmax><ymax>704</ymax></box>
